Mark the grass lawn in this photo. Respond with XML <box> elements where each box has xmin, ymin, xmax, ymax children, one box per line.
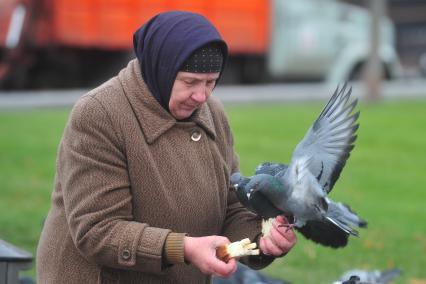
<box><xmin>1</xmin><ymin>99</ymin><xmax>425</xmax><ymax>283</ymax></box>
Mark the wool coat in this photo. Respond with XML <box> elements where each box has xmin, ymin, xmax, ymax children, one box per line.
<box><xmin>36</xmin><ymin>59</ymin><xmax>273</xmax><ymax>283</ymax></box>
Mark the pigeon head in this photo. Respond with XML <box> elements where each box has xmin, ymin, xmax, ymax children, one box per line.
<box><xmin>230</xmin><ymin>172</ymin><xmax>252</xmax><ymax>208</ymax></box>
<box><xmin>245</xmin><ymin>174</ymin><xmax>287</xmax><ymax>200</ymax></box>
<box><xmin>230</xmin><ymin>172</ymin><xmax>244</xmax><ymax>190</ymax></box>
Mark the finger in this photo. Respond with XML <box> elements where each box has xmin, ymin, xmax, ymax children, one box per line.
<box><xmin>272</xmin><ymin>219</ymin><xmax>297</xmax><ymax>243</ymax></box>
<box><xmin>269</xmin><ymin>225</ymin><xmax>294</xmax><ymax>253</ymax></box>
<box><xmin>272</xmin><ymin>224</ymin><xmax>296</xmax><ymax>242</ymax></box>
<box><xmin>213</xmin><ymin>264</ymin><xmax>235</xmax><ymax>278</ymax></box>
<box><xmin>214</xmin><ymin>236</ymin><xmax>231</xmax><ymax>248</ymax></box>
<box><xmin>276</xmin><ymin>215</ymin><xmax>288</xmax><ymax>224</ymax></box>
<box><xmin>211</xmin><ymin>256</ymin><xmax>236</xmax><ymax>277</ymax></box>
<box><xmin>259</xmin><ymin>237</ymin><xmax>269</xmax><ymax>255</ymax></box>
<box><xmin>259</xmin><ymin>238</ymin><xmax>273</xmax><ymax>256</ymax></box>
<box><xmin>260</xmin><ymin>236</ymin><xmax>283</xmax><ymax>256</ymax></box>
<box><xmin>228</xmin><ymin>258</ymin><xmax>238</xmax><ymax>275</ymax></box>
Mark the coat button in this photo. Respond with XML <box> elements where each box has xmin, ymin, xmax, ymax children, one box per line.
<box><xmin>191</xmin><ymin>130</ymin><xmax>201</xmax><ymax>142</ymax></box>
<box><xmin>121</xmin><ymin>249</ymin><xmax>131</xmax><ymax>260</ymax></box>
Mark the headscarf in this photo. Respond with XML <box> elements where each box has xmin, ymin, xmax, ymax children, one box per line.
<box><xmin>133</xmin><ymin>11</ymin><xmax>228</xmax><ymax>111</ymax></box>
<box><xmin>180</xmin><ymin>42</ymin><xmax>224</xmax><ymax>73</ymax></box>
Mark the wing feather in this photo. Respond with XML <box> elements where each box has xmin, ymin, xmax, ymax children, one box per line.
<box><xmin>255</xmin><ymin>162</ymin><xmax>288</xmax><ymax>176</ymax></box>
<box><xmin>289</xmin><ymin>84</ymin><xmax>359</xmax><ymax>193</ymax></box>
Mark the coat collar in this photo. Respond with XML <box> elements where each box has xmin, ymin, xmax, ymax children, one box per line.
<box><xmin>119</xmin><ymin>60</ymin><xmax>216</xmax><ymax>144</ymax></box>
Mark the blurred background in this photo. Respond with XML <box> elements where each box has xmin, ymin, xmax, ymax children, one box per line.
<box><xmin>0</xmin><ymin>0</ymin><xmax>425</xmax><ymax>89</ymax></box>
<box><xmin>1</xmin><ymin>0</ymin><xmax>425</xmax><ymax>283</ymax></box>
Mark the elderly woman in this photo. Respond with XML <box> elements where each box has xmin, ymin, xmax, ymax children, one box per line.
<box><xmin>36</xmin><ymin>11</ymin><xmax>296</xmax><ymax>283</ymax></box>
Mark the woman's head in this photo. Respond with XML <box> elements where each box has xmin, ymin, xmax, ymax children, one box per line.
<box><xmin>133</xmin><ymin>11</ymin><xmax>228</xmax><ymax>116</ymax></box>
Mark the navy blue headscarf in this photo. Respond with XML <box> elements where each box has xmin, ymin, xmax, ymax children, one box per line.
<box><xmin>133</xmin><ymin>11</ymin><xmax>228</xmax><ymax>111</ymax></box>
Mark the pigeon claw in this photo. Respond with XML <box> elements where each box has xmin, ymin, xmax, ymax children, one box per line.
<box><xmin>277</xmin><ymin>215</ymin><xmax>296</xmax><ymax>232</ymax></box>
<box><xmin>278</xmin><ymin>223</ymin><xmax>295</xmax><ymax>232</ymax></box>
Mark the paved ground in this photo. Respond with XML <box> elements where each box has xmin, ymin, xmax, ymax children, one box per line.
<box><xmin>1</xmin><ymin>79</ymin><xmax>426</xmax><ymax>111</ymax></box>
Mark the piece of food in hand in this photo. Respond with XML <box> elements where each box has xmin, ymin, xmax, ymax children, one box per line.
<box><xmin>216</xmin><ymin>238</ymin><xmax>260</xmax><ymax>262</ymax></box>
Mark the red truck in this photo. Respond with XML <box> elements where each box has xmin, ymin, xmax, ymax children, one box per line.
<box><xmin>0</xmin><ymin>0</ymin><xmax>270</xmax><ymax>88</ymax></box>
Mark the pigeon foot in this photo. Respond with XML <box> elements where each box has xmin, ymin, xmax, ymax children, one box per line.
<box><xmin>278</xmin><ymin>223</ymin><xmax>295</xmax><ymax>232</ymax></box>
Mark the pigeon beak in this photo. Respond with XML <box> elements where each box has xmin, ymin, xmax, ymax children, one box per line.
<box><xmin>246</xmin><ymin>188</ymin><xmax>254</xmax><ymax>199</ymax></box>
<box><xmin>230</xmin><ymin>183</ymin><xmax>239</xmax><ymax>192</ymax></box>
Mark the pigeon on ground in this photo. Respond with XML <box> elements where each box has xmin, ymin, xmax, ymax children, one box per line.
<box><xmin>231</xmin><ymin>84</ymin><xmax>367</xmax><ymax>248</ymax></box>
<box><xmin>333</xmin><ymin>268</ymin><xmax>402</xmax><ymax>284</ymax></box>
<box><xmin>213</xmin><ymin>262</ymin><xmax>290</xmax><ymax>284</ymax></box>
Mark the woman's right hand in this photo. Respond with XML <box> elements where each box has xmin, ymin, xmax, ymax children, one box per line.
<box><xmin>184</xmin><ymin>236</ymin><xmax>237</xmax><ymax>278</ymax></box>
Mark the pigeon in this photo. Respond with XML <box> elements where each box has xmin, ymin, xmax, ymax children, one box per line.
<box><xmin>340</xmin><ymin>275</ymin><xmax>362</xmax><ymax>284</ymax></box>
<box><xmin>213</xmin><ymin>262</ymin><xmax>290</xmax><ymax>284</ymax></box>
<box><xmin>231</xmin><ymin>84</ymin><xmax>367</xmax><ymax>248</ymax></box>
<box><xmin>333</xmin><ymin>268</ymin><xmax>402</xmax><ymax>284</ymax></box>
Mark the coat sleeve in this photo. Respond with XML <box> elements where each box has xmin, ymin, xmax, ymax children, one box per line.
<box><xmin>58</xmin><ymin>94</ymin><xmax>179</xmax><ymax>274</ymax></box>
<box><xmin>218</xmin><ymin>109</ymin><xmax>275</xmax><ymax>270</ymax></box>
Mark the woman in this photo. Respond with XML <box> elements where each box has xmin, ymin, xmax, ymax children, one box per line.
<box><xmin>37</xmin><ymin>11</ymin><xmax>296</xmax><ymax>283</ymax></box>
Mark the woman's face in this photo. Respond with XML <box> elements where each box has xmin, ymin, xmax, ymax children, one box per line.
<box><xmin>169</xmin><ymin>71</ymin><xmax>220</xmax><ymax>120</ymax></box>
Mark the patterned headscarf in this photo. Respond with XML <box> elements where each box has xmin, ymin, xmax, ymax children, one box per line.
<box><xmin>180</xmin><ymin>43</ymin><xmax>223</xmax><ymax>73</ymax></box>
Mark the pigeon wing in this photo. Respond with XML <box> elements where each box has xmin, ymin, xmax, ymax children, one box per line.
<box><xmin>296</xmin><ymin>220</ymin><xmax>350</xmax><ymax>248</ymax></box>
<box><xmin>255</xmin><ymin>162</ymin><xmax>289</xmax><ymax>177</ymax></box>
<box><xmin>248</xmin><ymin>189</ymin><xmax>283</xmax><ymax>219</ymax></box>
<box><xmin>231</xmin><ymin>172</ymin><xmax>283</xmax><ymax>218</ymax></box>
<box><xmin>290</xmin><ymin>84</ymin><xmax>359</xmax><ymax>193</ymax></box>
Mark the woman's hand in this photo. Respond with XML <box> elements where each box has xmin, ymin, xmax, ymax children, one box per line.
<box><xmin>259</xmin><ymin>216</ymin><xmax>297</xmax><ymax>257</ymax></box>
<box><xmin>184</xmin><ymin>236</ymin><xmax>237</xmax><ymax>278</ymax></box>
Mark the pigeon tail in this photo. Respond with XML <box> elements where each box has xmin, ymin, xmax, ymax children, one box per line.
<box><xmin>379</xmin><ymin>268</ymin><xmax>402</xmax><ymax>283</ymax></box>
<box><xmin>295</xmin><ymin>200</ymin><xmax>366</xmax><ymax>248</ymax></box>
<box><xmin>326</xmin><ymin>217</ymin><xmax>359</xmax><ymax>237</ymax></box>
<box><xmin>326</xmin><ymin>201</ymin><xmax>367</xmax><ymax>237</ymax></box>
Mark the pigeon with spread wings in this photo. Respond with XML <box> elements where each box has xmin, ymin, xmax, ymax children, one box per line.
<box><xmin>231</xmin><ymin>84</ymin><xmax>367</xmax><ymax>248</ymax></box>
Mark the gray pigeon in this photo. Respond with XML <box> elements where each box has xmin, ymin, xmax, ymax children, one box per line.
<box><xmin>333</xmin><ymin>268</ymin><xmax>402</xmax><ymax>284</ymax></box>
<box><xmin>231</xmin><ymin>84</ymin><xmax>367</xmax><ymax>248</ymax></box>
<box><xmin>213</xmin><ymin>262</ymin><xmax>290</xmax><ymax>284</ymax></box>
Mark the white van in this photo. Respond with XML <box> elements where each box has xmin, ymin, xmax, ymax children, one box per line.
<box><xmin>267</xmin><ymin>0</ymin><xmax>402</xmax><ymax>83</ymax></box>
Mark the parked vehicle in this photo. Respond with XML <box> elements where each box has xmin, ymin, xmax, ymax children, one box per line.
<box><xmin>269</xmin><ymin>0</ymin><xmax>402</xmax><ymax>83</ymax></box>
<box><xmin>0</xmin><ymin>0</ymin><xmax>401</xmax><ymax>88</ymax></box>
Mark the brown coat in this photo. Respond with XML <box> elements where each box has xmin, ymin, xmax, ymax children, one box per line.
<box><xmin>36</xmin><ymin>59</ymin><xmax>272</xmax><ymax>283</ymax></box>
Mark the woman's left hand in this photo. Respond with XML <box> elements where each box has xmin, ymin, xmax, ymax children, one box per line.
<box><xmin>258</xmin><ymin>215</ymin><xmax>297</xmax><ymax>257</ymax></box>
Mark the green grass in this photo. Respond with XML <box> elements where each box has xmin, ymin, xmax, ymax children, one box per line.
<box><xmin>1</xmin><ymin>100</ymin><xmax>426</xmax><ymax>283</ymax></box>
<box><xmin>0</xmin><ymin>109</ymin><xmax>69</xmax><ymax>278</ymax></box>
<box><xmin>227</xmin><ymin>100</ymin><xmax>426</xmax><ymax>284</ymax></box>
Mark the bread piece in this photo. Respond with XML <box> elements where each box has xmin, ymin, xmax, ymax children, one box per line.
<box><xmin>216</xmin><ymin>238</ymin><xmax>260</xmax><ymax>262</ymax></box>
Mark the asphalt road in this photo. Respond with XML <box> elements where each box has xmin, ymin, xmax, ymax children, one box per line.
<box><xmin>1</xmin><ymin>79</ymin><xmax>426</xmax><ymax>110</ymax></box>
